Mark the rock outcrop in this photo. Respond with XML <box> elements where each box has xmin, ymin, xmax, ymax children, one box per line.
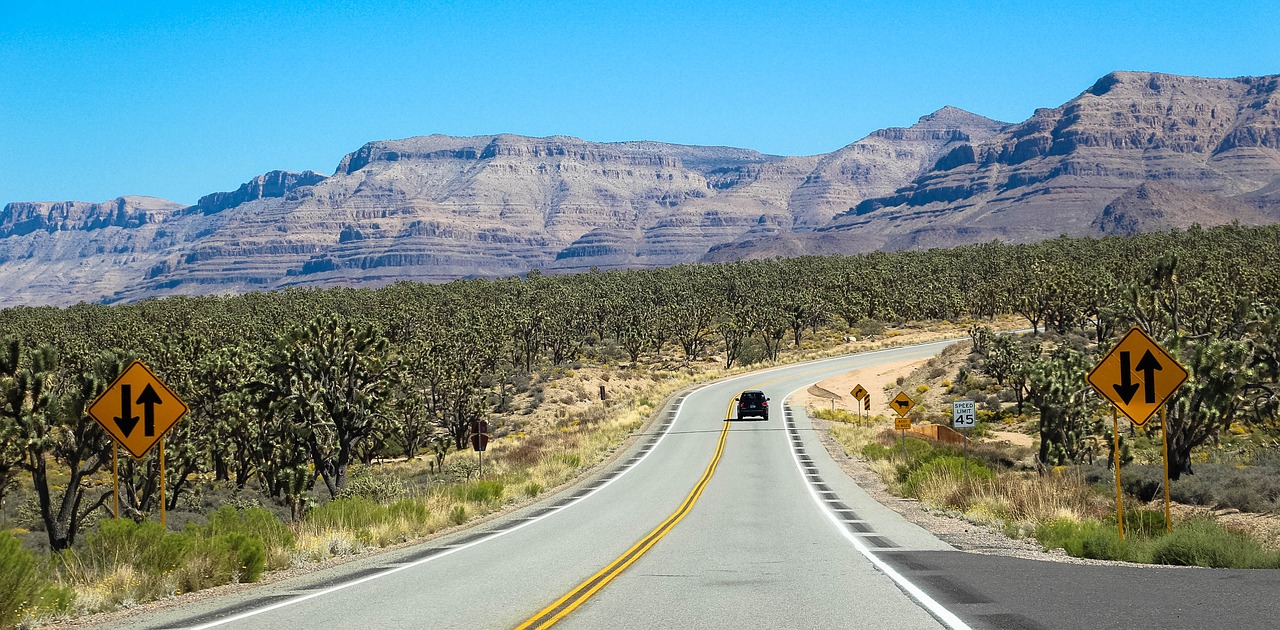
<box><xmin>192</xmin><ymin>170</ymin><xmax>327</xmax><ymax>215</ymax></box>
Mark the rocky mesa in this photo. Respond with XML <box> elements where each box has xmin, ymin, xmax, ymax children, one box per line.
<box><xmin>713</xmin><ymin>71</ymin><xmax>1280</xmax><ymax>259</ymax></box>
<box><xmin>2</xmin><ymin>70</ymin><xmax>1279</xmax><ymax>306</ymax></box>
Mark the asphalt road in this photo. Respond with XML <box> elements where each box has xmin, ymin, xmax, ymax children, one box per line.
<box><xmin>108</xmin><ymin>340</ymin><xmax>1280</xmax><ymax>630</ymax></box>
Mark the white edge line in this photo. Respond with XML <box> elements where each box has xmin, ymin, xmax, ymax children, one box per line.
<box><xmin>186</xmin><ymin>393</ymin><xmax>699</xmax><ymax>629</ymax></box>
<box><xmin>783</xmin><ymin>383</ymin><xmax>972</xmax><ymax>630</ymax></box>
<box><xmin>185</xmin><ymin>336</ymin><xmax>968</xmax><ymax>629</ymax></box>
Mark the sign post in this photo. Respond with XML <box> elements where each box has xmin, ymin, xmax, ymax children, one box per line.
<box><xmin>891</xmin><ymin>392</ymin><xmax>916</xmax><ymax>461</ymax></box>
<box><xmin>850</xmin><ymin>385</ymin><xmax>868</xmax><ymax>422</ymax></box>
<box><xmin>952</xmin><ymin>400</ymin><xmax>975</xmax><ymax>484</ymax></box>
<box><xmin>1087</xmin><ymin>326</ymin><xmax>1188</xmax><ymax>536</ymax></box>
<box><xmin>471</xmin><ymin>419</ymin><xmax>490</xmax><ymax>477</ymax></box>
<box><xmin>88</xmin><ymin>360</ymin><xmax>188</xmax><ymax>528</ymax></box>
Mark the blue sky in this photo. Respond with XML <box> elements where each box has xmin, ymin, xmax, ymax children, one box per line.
<box><xmin>2</xmin><ymin>1</ymin><xmax>1277</xmax><ymax>205</ymax></box>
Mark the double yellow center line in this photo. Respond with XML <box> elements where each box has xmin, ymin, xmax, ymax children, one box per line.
<box><xmin>515</xmin><ymin>397</ymin><xmax>738</xmax><ymax>629</ymax></box>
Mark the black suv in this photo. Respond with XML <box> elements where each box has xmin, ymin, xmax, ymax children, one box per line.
<box><xmin>737</xmin><ymin>390</ymin><xmax>769</xmax><ymax>421</ymax></box>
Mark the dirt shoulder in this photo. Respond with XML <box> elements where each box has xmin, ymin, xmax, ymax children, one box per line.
<box><xmin>807</xmin><ymin>412</ymin><xmax>1141</xmax><ymax>567</ymax></box>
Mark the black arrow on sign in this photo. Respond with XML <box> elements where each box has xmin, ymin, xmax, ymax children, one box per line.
<box><xmin>1136</xmin><ymin>350</ymin><xmax>1163</xmax><ymax>404</ymax></box>
<box><xmin>114</xmin><ymin>384</ymin><xmax>140</xmax><ymax>438</ymax></box>
<box><xmin>1112</xmin><ymin>351</ymin><xmax>1140</xmax><ymax>405</ymax></box>
<box><xmin>137</xmin><ymin>384</ymin><xmax>163</xmax><ymax>437</ymax></box>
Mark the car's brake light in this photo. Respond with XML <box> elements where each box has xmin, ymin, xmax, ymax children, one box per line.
<box><xmin>763</xmin><ymin>400</ymin><xmax>768</xmax><ymax>407</ymax></box>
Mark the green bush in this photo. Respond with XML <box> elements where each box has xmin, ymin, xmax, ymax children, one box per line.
<box><xmin>1034</xmin><ymin>519</ymin><xmax>1132</xmax><ymax>561</ymax></box>
<box><xmin>902</xmin><ymin>455</ymin><xmax>994</xmax><ymax>498</ymax></box>
<box><xmin>813</xmin><ymin>408</ymin><xmax>859</xmax><ymax>423</ymax></box>
<box><xmin>221</xmin><ymin>533</ymin><xmax>266</xmax><ymax>582</ymax></box>
<box><xmin>453</xmin><ymin>480</ymin><xmax>504</xmax><ymax>504</ymax></box>
<box><xmin>1</xmin><ymin>531</ymin><xmax>71</xmax><ymax>627</ymax></box>
<box><xmin>338</xmin><ymin>468</ymin><xmax>409</xmax><ymax>503</ymax></box>
<box><xmin>449</xmin><ymin>505</ymin><xmax>467</xmax><ymax>525</ymax></box>
<box><xmin>1148</xmin><ymin>519</ymin><xmax>1280</xmax><ymax>568</ymax></box>
<box><xmin>386</xmin><ymin>499</ymin><xmax>432</xmax><ymax>527</ymax></box>
<box><xmin>306</xmin><ymin>497</ymin><xmax>385</xmax><ymax>531</ymax></box>
<box><xmin>1114</xmin><ymin>509</ymin><xmax>1166</xmax><ymax>539</ymax></box>
<box><xmin>861</xmin><ymin>442</ymin><xmax>894</xmax><ymax>461</ymax></box>
<box><xmin>205</xmin><ymin>506</ymin><xmax>294</xmax><ymax>568</ymax></box>
<box><xmin>80</xmin><ymin>518</ymin><xmax>187</xmax><ymax>576</ymax></box>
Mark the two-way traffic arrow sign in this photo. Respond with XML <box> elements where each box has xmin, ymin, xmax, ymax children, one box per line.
<box><xmin>89</xmin><ymin>361</ymin><xmax>189</xmax><ymax>459</ymax></box>
<box><xmin>1087</xmin><ymin>327</ymin><xmax>1188</xmax><ymax>426</ymax></box>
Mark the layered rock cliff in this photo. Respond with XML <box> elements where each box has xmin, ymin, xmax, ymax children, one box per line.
<box><xmin>2</xmin><ymin>70</ymin><xmax>1278</xmax><ymax>306</ymax></box>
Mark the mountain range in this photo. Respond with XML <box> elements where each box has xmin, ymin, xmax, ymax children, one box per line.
<box><xmin>3</xmin><ymin>70</ymin><xmax>1278</xmax><ymax>307</ymax></box>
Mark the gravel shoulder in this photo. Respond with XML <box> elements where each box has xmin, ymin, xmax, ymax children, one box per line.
<box><xmin>807</xmin><ymin>413</ymin><xmax>1154</xmax><ymax>568</ymax></box>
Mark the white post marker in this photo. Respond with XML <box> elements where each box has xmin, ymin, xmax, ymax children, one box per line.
<box><xmin>952</xmin><ymin>400</ymin><xmax>976</xmax><ymax>484</ymax></box>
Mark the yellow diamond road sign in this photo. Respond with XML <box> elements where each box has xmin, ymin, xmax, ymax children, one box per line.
<box><xmin>1087</xmin><ymin>326</ymin><xmax>1188</xmax><ymax>427</ymax></box>
<box><xmin>891</xmin><ymin>391</ymin><xmax>916</xmax><ymax>417</ymax></box>
<box><xmin>88</xmin><ymin>360</ymin><xmax>189</xmax><ymax>459</ymax></box>
<box><xmin>851</xmin><ymin>384</ymin><xmax>868</xmax><ymax>401</ymax></box>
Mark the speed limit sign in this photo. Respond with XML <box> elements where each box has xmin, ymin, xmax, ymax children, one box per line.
<box><xmin>952</xmin><ymin>400</ymin><xmax>976</xmax><ymax>429</ymax></box>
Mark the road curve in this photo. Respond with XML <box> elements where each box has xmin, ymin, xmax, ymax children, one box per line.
<box><xmin>111</xmin><ymin>340</ymin><xmax>964</xmax><ymax>630</ymax></box>
<box><xmin>105</xmin><ymin>337</ymin><xmax>1280</xmax><ymax>630</ymax></box>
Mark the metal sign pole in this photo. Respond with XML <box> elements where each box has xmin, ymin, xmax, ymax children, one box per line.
<box><xmin>1160</xmin><ymin>405</ymin><xmax>1172</xmax><ymax>533</ymax></box>
<box><xmin>159</xmin><ymin>438</ymin><xmax>166</xmax><ymax>529</ymax></box>
<box><xmin>1112</xmin><ymin>408</ymin><xmax>1125</xmax><ymax>541</ymax></box>
<box><xmin>963</xmin><ymin>428</ymin><xmax>969</xmax><ymax>486</ymax></box>
<box><xmin>113</xmin><ymin>442</ymin><xmax>120</xmax><ymax>520</ymax></box>
<box><xmin>479</xmin><ymin>449</ymin><xmax>484</xmax><ymax>478</ymax></box>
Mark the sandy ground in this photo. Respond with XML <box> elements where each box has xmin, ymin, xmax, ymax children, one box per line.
<box><xmin>793</xmin><ymin>358</ymin><xmax>926</xmax><ymax>416</ymax></box>
<box><xmin>986</xmin><ymin>430</ymin><xmax>1035</xmax><ymax>448</ymax></box>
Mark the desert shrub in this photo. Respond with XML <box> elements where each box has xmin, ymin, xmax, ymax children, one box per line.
<box><xmin>1115</xmin><ymin>508</ymin><xmax>1166</xmax><ymax>539</ymax></box>
<box><xmin>172</xmin><ymin>532</ymin><xmax>266</xmax><ymax>591</ymax></box>
<box><xmin>1117</xmin><ymin>465</ymin><xmax>1164</xmax><ymax>502</ymax></box>
<box><xmin>1034</xmin><ymin>518</ymin><xmax>1132</xmax><ymax>561</ymax></box>
<box><xmin>902</xmin><ymin>455</ymin><xmax>993</xmax><ymax>498</ymax></box>
<box><xmin>305</xmin><ymin>497</ymin><xmax>386</xmax><ymax>531</ymax></box>
<box><xmin>1111</xmin><ymin>463</ymin><xmax>1280</xmax><ymax>513</ymax></box>
<box><xmin>739</xmin><ymin>338</ymin><xmax>768</xmax><ymax>366</ymax></box>
<box><xmin>453</xmin><ymin>480</ymin><xmax>504</xmax><ymax>504</ymax></box>
<box><xmin>813</xmin><ymin>408</ymin><xmax>860</xmax><ymax>424</ymax></box>
<box><xmin>441</xmin><ymin>457</ymin><xmax>479</xmax><ymax>482</ymax></box>
<box><xmin>204</xmin><ymin>506</ymin><xmax>294</xmax><ymax>570</ymax></box>
<box><xmin>861</xmin><ymin>443</ymin><xmax>894</xmax><ymax>461</ymax></box>
<box><xmin>1169</xmin><ymin>464</ymin><xmax>1280</xmax><ymax>513</ymax></box>
<box><xmin>449</xmin><ymin>505</ymin><xmax>467</xmax><ymax>525</ymax></box>
<box><xmin>1</xmin><ymin>531</ymin><xmax>71</xmax><ymax>626</ymax></box>
<box><xmin>338</xmin><ymin>467</ymin><xmax>409</xmax><ymax>503</ymax></box>
<box><xmin>504</xmin><ymin>435</ymin><xmax>547</xmax><ymax>468</ymax></box>
<box><xmin>855</xmin><ymin>318</ymin><xmax>885</xmax><ymax>338</ymax></box>
<box><xmin>78</xmin><ymin>519</ymin><xmax>186</xmax><ymax>576</ymax></box>
<box><xmin>1148</xmin><ymin>519</ymin><xmax>1280</xmax><ymax>568</ymax></box>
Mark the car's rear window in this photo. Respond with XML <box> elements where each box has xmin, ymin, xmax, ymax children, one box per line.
<box><xmin>742</xmin><ymin>392</ymin><xmax>765</xmax><ymax>401</ymax></box>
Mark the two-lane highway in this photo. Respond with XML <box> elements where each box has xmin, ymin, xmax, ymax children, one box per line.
<box><xmin>118</xmin><ymin>341</ymin><xmax>964</xmax><ymax>630</ymax></box>
<box><xmin>110</xmin><ymin>338</ymin><xmax>1280</xmax><ymax>630</ymax></box>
